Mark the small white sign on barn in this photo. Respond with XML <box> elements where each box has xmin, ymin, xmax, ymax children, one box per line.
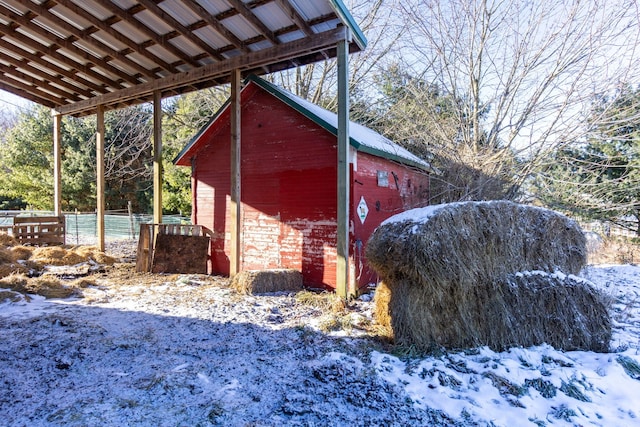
<box><xmin>357</xmin><ymin>196</ymin><xmax>369</xmax><ymax>224</ymax></box>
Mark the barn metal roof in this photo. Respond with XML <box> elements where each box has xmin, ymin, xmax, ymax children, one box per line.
<box><xmin>0</xmin><ymin>0</ymin><xmax>366</xmax><ymax>116</ymax></box>
<box><xmin>175</xmin><ymin>74</ymin><xmax>434</xmax><ymax>172</ymax></box>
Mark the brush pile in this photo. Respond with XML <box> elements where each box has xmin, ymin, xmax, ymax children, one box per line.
<box><xmin>366</xmin><ymin>201</ymin><xmax>611</xmax><ymax>352</ymax></box>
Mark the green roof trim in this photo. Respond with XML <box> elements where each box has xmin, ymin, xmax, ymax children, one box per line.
<box><xmin>247</xmin><ymin>75</ymin><xmax>433</xmax><ymax>171</ymax></box>
<box><xmin>329</xmin><ymin>0</ymin><xmax>368</xmax><ymax>50</ymax></box>
<box><xmin>175</xmin><ymin>75</ymin><xmax>433</xmax><ymax>173</ymax></box>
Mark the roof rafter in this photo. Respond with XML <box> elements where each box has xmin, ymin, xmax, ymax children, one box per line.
<box><xmin>49</xmin><ymin>0</ymin><xmax>177</xmax><ymax>75</ymax></box>
<box><xmin>98</xmin><ymin>0</ymin><xmax>200</xmax><ymax>68</ymax></box>
<box><xmin>0</xmin><ymin>60</ymin><xmax>81</xmax><ymax>102</ymax></box>
<box><xmin>0</xmin><ymin>36</ymin><xmax>106</xmax><ymax>95</ymax></box>
<box><xmin>27</xmin><ymin>0</ymin><xmax>156</xmax><ymax>81</ymax></box>
<box><xmin>55</xmin><ymin>25</ymin><xmax>350</xmax><ymax>116</ymax></box>
<box><xmin>181</xmin><ymin>0</ymin><xmax>249</xmax><ymax>53</ymax></box>
<box><xmin>0</xmin><ymin>0</ymin><xmax>366</xmax><ymax>113</ymax></box>
<box><xmin>0</xmin><ymin>6</ymin><xmax>129</xmax><ymax>89</ymax></box>
<box><xmin>136</xmin><ymin>0</ymin><xmax>225</xmax><ymax>62</ymax></box>
<box><xmin>226</xmin><ymin>0</ymin><xmax>279</xmax><ymax>45</ymax></box>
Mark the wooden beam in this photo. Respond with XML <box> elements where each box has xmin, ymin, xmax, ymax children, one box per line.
<box><xmin>0</xmin><ymin>7</ymin><xmax>130</xmax><ymax>88</ymax></box>
<box><xmin>55</xmin><ymin>27</ymin><xmax>348</xmax><ymax>115</ymax></box>
<box><xmin>274</xmin><ymin>0</ymin><xmax>314</xmax><ymax>37</ymax></box>
<box><xmin>182</xmin><ymin>0</ymin><xmax>249</xmax><ymax>53</ymax></box>
<box><xmin>336</xmin><ymin>32</ymin><xmax>351</xmax><ymax>298</ymax></box>
<box><xmin>96</xmin><ymin>105</ymin><xmax>105</xmax><ymax>252</ymax></box>
<box><xmin>0</xmin><ymin>37</ymin><xmax>107</xmax><ymax>95</ymax></box>
<box><xmin>0</xmin><ymin>74</ymin><xmax>68</xmax><ymax>106</ymax></box>
<box><xmin>50</xmin><ymin>0</ymin><xmax>177</xmax><ymax>75</ymax></box>
<box><xmin>99</xmin><ymin>1</ymin><xmax>200</xmax><ymax>68</ymax></box>
<box><xmin>229</xmin><ymin>69</ymin><xmax>241</xmax><ymax>277</ymax></box>
<box><xmin>26</xmin><ymin>0</ymin><xmax>155</xmax><ymax>81</ymax></box>
<box><xmin>0</xmin><ymin>62</ymin><xmax>81</xmax><ymax>102</ymax></box>
<box><xmin>52</xmin><ymin>112</ymin><xmax>62</xmax><ymax>216</ymax></box>
<box><xmin>227</xmin><ymin>0</ymin><xmax>279</xmax><ymax>45</ymax></box>
<box><xmin>0</xmin><ymin>81</ymin><xmax>56</xmax><ymax>108</ymax></box>
<box><xmin>0</xmin><ymin>21</ymin><xmax>121</xmax><ymax>92</ymax></box>
<box><xmin>136</xmin><ymin>0</ymin><xmax>225</xmax><ymax>61</ymax></box>
<box><xmin>153</xmin><ymin>91</ymin><xmax>163</xmax><ymax>225</ymax></box>
<box><xmin>0</xmin><ymin>51</ymin><xmax>93</xmax><ymax>99</ymax></box>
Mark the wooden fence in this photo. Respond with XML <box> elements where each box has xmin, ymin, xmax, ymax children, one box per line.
<box><xmin>4</xmin><ymin>215</ymin><xmax>66</xmax><ymax>245</ymax></box>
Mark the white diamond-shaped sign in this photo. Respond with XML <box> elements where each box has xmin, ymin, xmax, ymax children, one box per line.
<box><xmin>357</xmin><ymin>196</ymin><xmax>369</xmax><ymax>224</ymax></box>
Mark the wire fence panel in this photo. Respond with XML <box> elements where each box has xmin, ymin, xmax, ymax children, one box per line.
<box><xmin>1</xmin><ymin>210</ymin><xmax>191</xmax><ymax>244</ymax></box>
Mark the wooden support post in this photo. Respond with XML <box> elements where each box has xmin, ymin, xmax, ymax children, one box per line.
<box><xmin>336</xmin><ymin>31</ymin><xmax>351</xmax><ymax>298</ymax></box>
<box><xmin>229</xmin><ymin>69</ymin><xmax>242</xmax><ymax>277</ymax></box>
<box><xmin>52</xmin><ymin>111</ymin><xmax>62</xmax><ymax>217</ymax></box>
<box><xmin>153</xmin><ymin>91</ymin><xmax>163</xmax><ymax>225</ymax></box>
<box><xmin>96</xmin><ymin>105</ymin><xmax>105</xmax><ymax>252</ymax></box>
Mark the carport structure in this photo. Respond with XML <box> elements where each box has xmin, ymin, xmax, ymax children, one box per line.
<box><xmin>0</xmin><ymin>0</ymin><xmax>366</xmax><ymax>296</ymax></box>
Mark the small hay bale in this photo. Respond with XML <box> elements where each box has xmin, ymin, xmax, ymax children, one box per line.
<box><xmin>231</xmin><ymin>269</ymin><xmax>303</xmax><ymax>295</ymax></box>
<box><xmin>366</xmin><ymin>201</ymin><xmax>608</xmax><ymax>352</ymax></box>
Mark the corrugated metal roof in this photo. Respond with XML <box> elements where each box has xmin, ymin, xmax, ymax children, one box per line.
<box><xmin>0</xmin><ymin>0</ymin><xmax>366</xmax><ymax>115</ymax></box>
<box><xmin>175</xmin><ymin>75</ymin><xmax>434</xmax><ymax>172</ymax></box>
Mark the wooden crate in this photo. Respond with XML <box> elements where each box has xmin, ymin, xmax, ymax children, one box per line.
<box><xmin>136</xmin><ymin>223</ymin><xmax>213</xmax><ymax>274</ymax></box>
<box><xmin>12</xmin><ymin>215</ymin><xmax>65</xmax><ymax>246</ymax></box>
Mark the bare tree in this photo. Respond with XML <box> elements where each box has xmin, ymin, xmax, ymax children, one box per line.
<box><xmin>269</xmin><ymin>0</ymin><xmax>405</xmax><ymax>115</ymax></box>
<box><xmin>392</xmin><ymin>0</ymin><xmax>640</xmax><ymax>201</ymax></box>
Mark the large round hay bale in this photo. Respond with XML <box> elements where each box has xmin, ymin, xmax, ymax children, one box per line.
<box><xmin>367</xmin><ymin>201</ymin><xmax>586</xmax><ymax>285</ymax></box>
<box><xmin>231</xmin><ymin>269</ymin><xmax>303</xmax><ymax>295</ymax></box>
<box><xmin>366</xmin><ymin>201</ymin><xmax>609</xmax><ymax>352</ymax></box>
<box><xmin>385</xmin><ymin>272</ymin><xmax>610</xmax><ymax>352</ymax></box>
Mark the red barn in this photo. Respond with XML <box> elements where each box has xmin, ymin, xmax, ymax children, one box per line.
<box><xmin>175</xmin><ymin>75</ymin><xmax>433</xmax><ymax>292</ymax></box>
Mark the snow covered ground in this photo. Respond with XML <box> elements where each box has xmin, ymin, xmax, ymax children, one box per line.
<box><xmin>1</xmin><ymin>263</ymin><xmax>639</xmax><ymax>426</ymax></box>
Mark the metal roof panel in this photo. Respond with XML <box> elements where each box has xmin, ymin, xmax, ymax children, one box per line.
<box><xmin>0</xmin><ymin>0</ymin><xmax>367</xmax><ymax>113</ymax></box>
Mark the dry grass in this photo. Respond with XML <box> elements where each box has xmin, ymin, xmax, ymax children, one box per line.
<box><xmin>366</xmin><ymin>201</ymin><xmax>609</xmax><ymax>353</ymax></box>
<box><xmin>0</xmin><ymin>246</ymin><xmax>14</xmax><ymax>264</ymax></box>
<box><xmin>231</xmin><ymin>269</ymin><xmax>303</xmax><ymax>295</ymax></box>
<box><xmin>0</xmin><ymin>273</ymin><xmax>80</xmax><ymax>299</ymax></box>
<box><xmin>11</xmin><ymin>245</ymin><xmax>33</xmax><ymax>261</ymax></box>
<box><xmin>0</xmin><ymin>232</ymin><xmax>17</xmax><ymax>246</ymax></box>
<box><xmin>0</xmin><ymin>236</ymin><xmax>116</xmax><ymax>299</ymax></box>
<box><xmin>74</xmin><ymin>246</ymin><xmax>117</xmax><ymax>265</ymax></box>
<box><xmin>588</xmin><ymin>237</ymin><xmax>640</xmax><ymax>265</ymax></box>
<box><xmin>31</xmin><ymin>246</ymin><xmax>87</xmax><ymax>266</ymax></box>
<box><xmin>295</xmin><ymin>290</ymin><xmax>346</xmax><ymax>313</ymax></box>
<box><xmin>372</xmin><ymin>282</ymin><xmax>393</xmax><ymax>338</ymax></box>
<box><xmin>28</xmin><ymin>276</ymin><xmax>79</xmax><ymax>299</ymax></box>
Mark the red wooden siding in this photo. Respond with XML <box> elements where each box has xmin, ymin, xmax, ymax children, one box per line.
<box><xmin>185</xmin><ymin>81</ymin><xmax>430</xmax><ymax>291</ymax></box>
<box><xmin>191</xmin><ymin>86</ymin><xmax>341</xmax><ymax>289</ymax></box>
<box><xmin>351</xmin><ymin>152</ymin><xmax>430</xmax><ymax>288</ymax></box>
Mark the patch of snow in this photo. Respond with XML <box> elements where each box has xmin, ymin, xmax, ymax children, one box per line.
<box><xmin>0</xmin><ymin>264</ymin><xmax>639</xmax><ymax>426</ymax></box>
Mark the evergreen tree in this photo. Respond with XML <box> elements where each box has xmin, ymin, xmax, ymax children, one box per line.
<box><xmin>537</xmin><ymin>85</ymin><xmax>640</xmax><ymax>234</ymax></box>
